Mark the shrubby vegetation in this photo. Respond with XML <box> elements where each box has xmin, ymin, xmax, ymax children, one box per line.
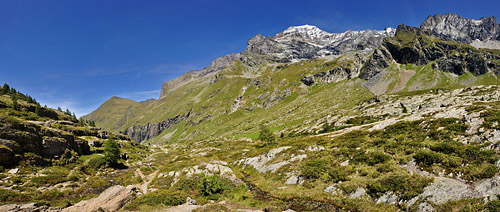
<box><xmin>258</xmin><ymin>123</ymin><xmax>275</xmax><ymax>145</ymax></box>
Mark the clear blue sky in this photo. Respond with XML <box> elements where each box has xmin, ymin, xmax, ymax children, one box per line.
<box><xmin>1</xmin><ymin>0</ymin><xmax>499</xmax><ymax>117</ymax></box>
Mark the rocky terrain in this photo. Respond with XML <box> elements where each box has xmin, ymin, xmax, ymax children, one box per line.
<box><xmin>0</xmin><ymin>85</ymin><xmax>150</xmax><ymax>211</ymax></box>
<box><xmin>3</xmin><ymin>13</ymin><xmax>500</xmax><ymax>212</ymax></box>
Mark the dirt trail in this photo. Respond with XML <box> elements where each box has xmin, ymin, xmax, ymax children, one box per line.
<box><xmin>134</xmin><ymin>168</ymin><xmax>158</xmax><ymax>194</ymax></box>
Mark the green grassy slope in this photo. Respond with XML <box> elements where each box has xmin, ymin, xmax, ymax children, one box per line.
<box><xmin>84</xmin><ymin>27</ymin><xmax>500</xmax><ymax>144</ymax></box>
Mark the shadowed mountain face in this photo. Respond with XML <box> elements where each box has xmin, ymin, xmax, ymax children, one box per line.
<box><xmin>84</xmin><ymin>13</ymin><xmax>500</xmax><ymax>144</ymax></box>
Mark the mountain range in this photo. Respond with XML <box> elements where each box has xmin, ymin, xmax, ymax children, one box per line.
<box><xmin>84</xmin><ymin>13</ymin><xmax>500</xmax><ymax>144</ymax></box>
<box><xmin>3</xmin><ymin>13</ymin><xmax>500</xmax><ymax>212</ymax></box>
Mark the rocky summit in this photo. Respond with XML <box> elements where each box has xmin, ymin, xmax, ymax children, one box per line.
<box><xmin>3</xmin><ymin>13</ymin><xmax>500</xmax><ymax>212</ymax></box>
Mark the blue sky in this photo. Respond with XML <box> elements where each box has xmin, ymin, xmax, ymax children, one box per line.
<box><xmin>1</xmin><ymin>0</ymin><xmax>499</xmax><ymax>117</ymax></box>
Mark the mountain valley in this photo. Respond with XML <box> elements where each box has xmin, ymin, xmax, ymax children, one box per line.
<box><xmin>2</xmin><ymin>13</ymin><xmax>500</xmax><ymax>212</ymax></box>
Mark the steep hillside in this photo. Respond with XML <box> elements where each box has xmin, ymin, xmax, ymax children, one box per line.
<box><xmin>84</xmin><ymin>14</ymin><xmax>500</xmax><ymax>145</ymax></box>
<box><xmin>0</xmin><ymin>84</ymin><xmax>150</xmax><ymax>210</ymax></box>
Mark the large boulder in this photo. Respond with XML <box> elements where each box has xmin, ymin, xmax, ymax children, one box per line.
<box><xmin>63</xmin><ymin>185</ymin><xmax>135</xmax><ymax>212</ymax></box>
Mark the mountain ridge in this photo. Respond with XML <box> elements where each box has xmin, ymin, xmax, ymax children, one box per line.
<box><xmin>84</xmin><ymin>13</ymin><xmax>500</xmax><ymax>144</ymax></box>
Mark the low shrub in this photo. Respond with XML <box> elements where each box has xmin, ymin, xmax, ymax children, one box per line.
<box><xmin>460</xmin><ymin>164</ymin><xmax>498</xmax><ymax>182</ymax></box>
<box><xmin>414</xmin><ymin>150</ymin><xmax>443</xmax><ymax>167</ymax></box>
<box><xmin>367</xmin><ymin>173</ymin><xmax>433</xmax><ymax>200</ymax></box>
<box><xmin>301</xmin><ymin>158</ymin><xmax>348</xmax><ymax>182</ymax></box>
<box><xmin>87</xmin><ymin>156</ymin><xmax>106</xmax><ymax>170</ymax></box>
<box><xmin>198</xmin><ymin>174</ymin><xmax>228</xmax><ymax>198</ymax></box>
<box><xmin>124</xmin><ymin>190</ymin><xmax>187</xmax><ymax>210</ymax></box>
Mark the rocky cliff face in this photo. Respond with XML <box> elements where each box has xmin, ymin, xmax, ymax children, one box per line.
<box><xmin>380</xmin><ymin>24</ymin><xmax>500</xmax><ymax>76</ymax></box>
<box><xmin>159</xmin><ymin>25</ymin><xmax>396</xmax><ymax>98</ymax></box>
<box><xmin>123</xmin><ymin>110</ymin><xmax>191</xmax><ymax>142</ymax></box>
<box><xmin>421</xmin><ymin>13</ymin><xmax>500</xmax><ymax>43</ymax></box>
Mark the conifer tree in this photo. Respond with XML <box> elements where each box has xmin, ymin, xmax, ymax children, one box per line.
<box><xmin>104</xmin><ymin>138</ymin><xmax>120</xmax><ymax>167</ymax></box>
<box><xmin>11</xmin><ymin>94</ymin><xmax>18</xmax><ymax>110</ymax></box>
<box><xmin>35</xmin><ymin>104</ymin><xmax>41</xmax><ymax>116</ymax></box>
<box><xmin>2</xmin><ymin>83</ymin><xmax>9</xmax><ymax>94</ymax></box>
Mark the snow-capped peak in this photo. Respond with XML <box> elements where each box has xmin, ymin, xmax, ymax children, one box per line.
<box><xmin>281</xmin><ymin>24</ymin><xmax>331</xmax><ymax>38</ymax></box>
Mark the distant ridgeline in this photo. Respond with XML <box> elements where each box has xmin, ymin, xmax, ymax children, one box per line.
<box><xmin>83</xmin><ymin>13</ymin><xmax>500</xmax><ymax>144</ymax></box>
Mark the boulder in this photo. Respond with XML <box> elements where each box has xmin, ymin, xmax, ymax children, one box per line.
<box><xmin>63</xmin><ymin>185</ymin><xmax>135</xmax><ymax>212</ymax></box>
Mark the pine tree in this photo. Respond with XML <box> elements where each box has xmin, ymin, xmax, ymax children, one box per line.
<box><xmin>27</xmin><ymin>96</ymin><xmax>33</xmax><ymax>104</ymax></box>
<box><xmin>104</xmin><ymin>138</ymin><xmax>120</xmax><ymax>167</ymax></box>
<box><xmin>35</xmin><ymin>104</ymin><xmax>41</xmax><ymax>116</ymax></box>
<box><xmin>11</xmin><ymin>94</ymin><xmax>18</xmax><ymax>110</ymax></box>
<box><xmin>2</xmin><ymin>83</ymin><xmax>9</xmax><ymax>94</ymax></box>
<box><xmin>58</xmin><ymin>106</ymin><xmax>62</xmax><ymax>111</ymax></box>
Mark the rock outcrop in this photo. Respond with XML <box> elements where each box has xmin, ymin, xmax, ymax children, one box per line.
<box><xmin>360</xmin><ymin>24</ymin><xmax>500</xmax><ymax>80</ymax></box>
<box><xmin>123</xmin><ymin>109</ymin><xmax>191</xmax><ymax>142</ymax></box>
<box><xmin>420</xmin><ymin>13</ymin><xmax>500</xmax><ymax>44</ymax></box>
<box><xmin>63</xmin><ymin>185</ymin><xmax>135</xmax><ymax>212</ymax></box>
<box><xmin>0</xmin><ymin>116</ymin><xmax>90</xmax><ymax>166</ymax></box>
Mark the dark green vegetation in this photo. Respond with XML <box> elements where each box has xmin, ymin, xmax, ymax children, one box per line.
<box><xmin>124</xmin><ymin>173</ymin><xmax>241</xmax><ymax>211</ymax></box>
<box><xmin>0</xmin><ymin>85</ymin><xmax>149</xmax><ymax>207</ymax></box>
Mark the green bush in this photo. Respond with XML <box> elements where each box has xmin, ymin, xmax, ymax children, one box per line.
<box><xmin>198</xmin><ymin>174</ymin><xmax>227</xmax><ymax>198</ymax></box>
<box><xmin>430</xmin><ymin>142</ymin><xmax>460</xmax><ymax>154</ymax></box>
<box><xmin>414</xmin><ymin>150</ymin><xmax>443</xmax><ymax>166</ymax></box>
<box><xmin>367</xmin><ymin>173</ymin><xmax>432</xmax><ymax>200</ymax></box>
<box><xmin>87</xmin><ymin>156</ymin><xmax>106</xmax><ymax>170</ymax></box>
<box><xmin>171</xmin><ymin>176</ymin><xmax>200</xmax><ymax>194</ymax></box>
<box><xmin>258</xmin><ymin>124</ymin><xmax>275</xmax><ymax>145</ymax></box>
<box><xmin>124</xmin><ymin>190</ymin><xmax>187</xmax><ymax>210</ymax></box>
<box><xmin>366</xmin><ymin>152</ymin><xmax>391</xmax><ymax>166</ymax></box>
<box><xmin>0</xmin><ymin>188</ymin><xmax>29</xmax><ymax>202</ymax></box>
<box><xmin>486</xmin><ymin>199</ymin><xmax>500</xmax><ymax>212</ymax></box>
<box><xmin>301</xmin><ymin>158</ymin><xmax>347</xmax><ymax>182</ymax></box>
<box><xmin>461</xmin><ymin>164</ymin><xmax>498</xmax><ymax>181</ymax></box>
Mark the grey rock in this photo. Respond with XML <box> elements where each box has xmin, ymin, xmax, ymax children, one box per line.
<box><xmin>323</xmin><ymin>185</ymin><xmax>340</xmax><ymax>194</ymax></box>
<box><xmin>421</xmin><ymin>13</ymin><xmax>500</xmax><ymax>44</ymax></box>
<box><xmin>376</xmin><ymin>191</ymin><xmax>398</xmax><ymax>205</ymax></box>
<box><xmin>349</xmin><ymin>187</ymin><xmax>366</xmax><ymax>199</ymax></box>
<box><xmin>7</xmin><ymin>168</ymin><xmax>19</xmax><ymax>174</ymax></box>
<box><xmin>186</xmin><ymin>196</ymin><xmax>197</xmax><ymax>205</ymax></box>
<box><xmin>123</xmin><ymin>109</ymin><xmax>191</xmax><ymax>142</ymax></box>
<box><xmin>417</xmin><ymin>202</ymin><xmax>435</xmax><ymax>212</ymax></box>
<box><xmin>63</xmin><ymin>185</ymin><xmax>135</xmax><ymax>212</ymax></box>
<box><xmin>359</xmin><ymin>46</ymin><xmax>393</xmax><ymax>79</ymax></box>
<box><xmin>42</xmin><ymin>137</ymin><xmax>68</xmax><ymax>158</ymax></box>
<box><xmin>236</xmin><ymin>146</ymin><xmax>291</xmax><ymax>173</ymax></box>
<box><xmin>285</xmin><ymin>175</ymin><xmax>304</xmax><ymax>185</ymax></box>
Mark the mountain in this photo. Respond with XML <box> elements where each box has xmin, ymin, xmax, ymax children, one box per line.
<box><xmin>421</xmin><ymin>13</ymin><xmax>500</xmax><ymax>49</ymax></box>
<box><xmin>5</xmin><ymin>13</ymin><xmax>500</xmax><ymax>212</ymax></box>
<box><xmin>85</xmin><ymin>13</ymin><xmax>500</xmax><ymax>144</ymax></box>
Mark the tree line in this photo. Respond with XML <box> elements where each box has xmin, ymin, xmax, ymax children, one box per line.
<box><xmin>1</xmin><ymin>83</ymin><xmax>96</xmax><ymax>127</ymax></box>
